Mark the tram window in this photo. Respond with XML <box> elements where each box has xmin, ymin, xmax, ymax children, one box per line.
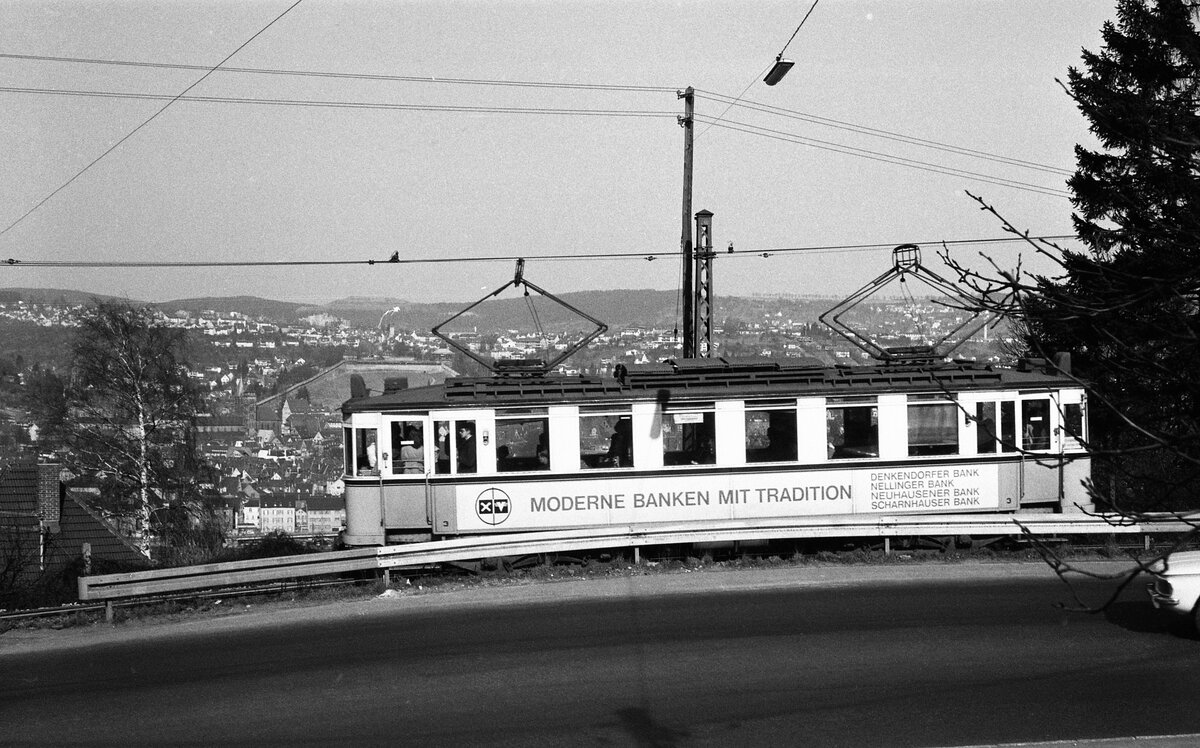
<box><xmin>580</xmin><ymin>410</ymin><xmax>633</xmax><ymax>469</ymax></box>
<box><xmin>662</xmin><ymin>409</ymin><xmax>715</xmax><ymax>465</ymax></box>
<box><xmin>455</xmin><ymin>421</ymin><xmax>477</xmax><ymax>473</ymax></box>
<box><xmin>1022</xmin><ymin>399</ymin><xmax>1051</xmax><ymax>451</ymax></box>
<box><xmin>908</xmin><ymin>403</ymin><xmax>958</xmax><ymax>456</ymax></box>
<box><xmin>975</xmin><ymin>402</ymin><xmax>998</xmax><ymax>454</ymax></box>
<box><xmin>1063</xmin><ymin>402</ymin><xmax>1084</xmax><ymax>449</ymax></box>
<box><xmin>746</xmin><ymin>407</ymin><xmax>797</xmax><ymax>463</ymax></box>
<box><xmin>434</xmin><ymin>421</ymin><xmax>451</xmax><ymax>474</ymax></box>
<box><xmin>826</xmin><ymin>405</ymin><xmax>878</xmax><ymax>459</ymax></box>
<box><xmin>390</xmin><ymin>420</ymin><xmax>426</xmax><ymax>474</ymax></box>
<box><xmin>1000</xmin><ymin>401</ymin><xmax>1017</xmax><ymax>453</ymax></box>
<box><xmin>496</xmin><ymin>416</ymin><xmax>550</xmax><ymax>472</ymax></box>
<box><xmin>351</xmin><ymin>427</ymin><xmax>379</xmax><ymax>476</ymax></box>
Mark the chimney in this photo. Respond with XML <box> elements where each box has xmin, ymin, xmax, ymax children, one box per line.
<box><xmin>37</xmin><ymin>463</ymin><xmax>62</xmax><ymax>530</ymax></box>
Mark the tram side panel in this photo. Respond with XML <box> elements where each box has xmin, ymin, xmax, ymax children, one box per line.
<box><xmin>430</xmin><ymin>461</ymin><xmax>1035</xmax><ymax>536</ymax></box>
<box><xmin>996</xmin><ymin>455</ymin><xmax>1093</xmax><ymax>513</ymax></box>
<box><xmin>1064</xmin><ymin>457</ymin><xmax>1092</xmax><ymax>511</ymax></box>
<box><xmin>1008</xmin><ymin>453</ymin><xmax>1094</xmax><ymax>511</ymax></box>
<box><xmin>346</xmin><ymin>452</ymin><xmax>1091</xmax><ymax>543</ymax></box>
<box><xmin>344</xmin><ymin>481</ymin><xmax>436</xmax><ymax>545</ymax></box>
<box><xmin>344</xmin><ymin>482</ymin><xmax>385</xmax><ymax>546</ymax></box>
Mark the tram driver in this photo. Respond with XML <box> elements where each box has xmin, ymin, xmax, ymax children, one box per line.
<box><xmin>457</xmin><ymin>423</ymin><xmax>477</xmax><ymax>473</ymax></box>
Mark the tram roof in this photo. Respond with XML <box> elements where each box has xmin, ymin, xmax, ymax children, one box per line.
<box><xmin>341</xmin><ymin>357</ymin><xmax>1078</xmax><ymax>414</ymax></box>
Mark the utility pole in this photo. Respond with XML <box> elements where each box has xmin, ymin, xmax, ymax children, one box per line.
<box><xmin>679</xmin><ymin>87</ymin><xmax>695</xmax><ymax>359</ymax></box>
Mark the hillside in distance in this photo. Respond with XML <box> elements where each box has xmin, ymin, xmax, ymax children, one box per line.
<box><xmin>0</xmin><ymin>287</ymin><xmax>125</xmax><ymax>305</ymax></box>
<box><xmin>2</xmin><ymin>286</ymin><xmax>846</xmax><ymax>334</ymax></box>
<box><xmin>327</xmin><ymin>290</ymin><xmax>687</xmax><ymax>333</ymax></box>
<box><xmin>0</xmin><ymin>289</ymin><xmax>316</xmax><ymax>324</ymax></box>
<box><xmin>156</xmin><ymin>296</ymin><xmax>312</xmax><ymax>322</ymax></box>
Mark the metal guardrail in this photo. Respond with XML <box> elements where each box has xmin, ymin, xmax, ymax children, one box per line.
<box><xmin>78</xmin><ymin>545</ymin><xmax>383</xmax><ymax>601</ymax></box>
<box><xmin>1</xmin><ymin>602</ymin><xmax>109</xmax><ymax>622</ymax></box>
<box><xmin>78</xmin><ymin>512</ymin><xmax>1198</xmax><ymax>611</ymax></box>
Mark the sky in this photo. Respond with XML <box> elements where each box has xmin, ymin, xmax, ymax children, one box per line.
<box><xmin>0</xmin><ymin>0</ymin><xmax>1118</xmax><ymax>306</ymax></box>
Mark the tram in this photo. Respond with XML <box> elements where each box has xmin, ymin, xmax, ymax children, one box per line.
<box><xmin>340</xmin><ymin>356</ymin><xmax>1090</xmax><ymax>546</ymax></box>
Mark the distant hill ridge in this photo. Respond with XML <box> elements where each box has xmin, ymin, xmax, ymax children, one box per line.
<box><xmin>1</xmin><ymin>287</ymin><xmax>844</xmax><ymax>334</ymax></box>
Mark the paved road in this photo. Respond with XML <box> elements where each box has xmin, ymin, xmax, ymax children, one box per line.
<box><xmin>2</xmin><ymin>562</ymin><xmax>1198</xmax><ymax>747</ymax></box>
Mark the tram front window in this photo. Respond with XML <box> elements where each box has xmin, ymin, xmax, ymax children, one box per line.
<box><xmin>662</xmin><ymin>409</ymin><xmax>715</xmax><ymax>465</ymax></box>
<box><xmin>349</xmin><ymin>427</ymin><xmax>379</xmax><ymax>476</ymax></box>
<box><xmin>827</xmin><ymin>404</ymin><xmax>878</xmax><ymax>459</ymax></box>
<box><xmin>496</xmin><ymin>415</ymin><xmax>550</xmax><ymax>472</ymax></box>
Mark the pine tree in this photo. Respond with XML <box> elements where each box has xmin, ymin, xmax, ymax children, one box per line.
<box><xmin>1023</xmin><ymin>0</ymin><xmax>1200</xmax><ymax>510</ymax></box>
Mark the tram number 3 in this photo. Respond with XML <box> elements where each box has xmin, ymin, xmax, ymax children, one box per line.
<box><xmin>476</xmin><ymin>488</ymin><xmax>512</xmax><ymax>526</ymax></box>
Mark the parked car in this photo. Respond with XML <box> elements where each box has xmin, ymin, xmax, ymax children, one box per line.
<box><xmin>1147</xmin><ymin>549</ymin><xmax>1200</xmax><ymax>634</ymax></box>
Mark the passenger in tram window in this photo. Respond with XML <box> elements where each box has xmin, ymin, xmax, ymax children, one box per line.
<box><xmin>536</xmin><ymin>432</ymin><xmax>550</xmax><ymax>467</ymax></box>
<box><xmin>400</xmin><ymin>426</ymin><xmax>424</xmax><ymax>474</ymax></box>
<box><xmin>827</xmin><ymin>422</ymin><xmax>843</xmax><ymax>459</ymax></box>
<box><xmin>1023</xmin><ymin>421</ymin><xmax>1049</xmax><ymax>450</ymax></box>
<box><xmin>357</xmin><ymin>431</ymin><xmax>379</xmax><ymax>475</ymax></box>
<box><xmin>456</xmin><ymin>423</ymin><xmax>477</xmax><ymax>473</ymax></box>
<box><xmin>976</xmin><ymin>414</ymin><xmax>997</xmax><ymax>454</ymax></box>
<box><xmin>434</xmin><ymin>423</ymin><xmax>451</xmax><ymax>474</ymax></box>
<box><xmin>606</xmin><ymin>419</ymin><xmax>632</xmax><ymax>467</ymax></box>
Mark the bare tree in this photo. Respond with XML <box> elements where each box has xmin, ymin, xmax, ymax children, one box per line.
<box><xmin>0</xmin><ymin>514</ymin><xmax>43</xmax><ymax>606</ymax></box>
<box><xmin>65</xmin><ymin>300</ymin><xmax>211</xmax><ymax>557</ymax></box>
<box><xmin>942</xmin><ymin>0</ymin><xmax>1200</xmax><ymax>610</ymax></box>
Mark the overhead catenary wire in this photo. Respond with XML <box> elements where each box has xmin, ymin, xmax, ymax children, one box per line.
<box><xmin>698</xmin><ymin>117</ymin><xmax>1071</xmax><ymax>198</ymax></box>
<box><xmin>694</xmin><ymin>66</ymin><xmax>773</xmax><ymax>142</ymax></box>
<box><xmin>0</xmin><ymin>86</ymin><xmax>677</xmax><ymax>118</ymax></box>
<box><xmin>1</xmin><ymin>55</ymin><xmax>1069</xmax><ymax>176</ymax></box>
<box><xmin>0</xmin><ymin>52</ymin><xmax>679</xmax><ymax>93</ymax></box>
<box><xmin>694</xmin><ymin>91</ymin><xmax>1073</xmax><ymax>177</ymax></box>
<box><xmin>0</xmin><ymin>0</ymin><xmax>306</xmax><ymax>240</ymax></box>
<box><xmin>1</xmin><ymin>86</ymin><xmax>1070</xmax><ymax>197</ymax></box>
<box><xmin>2</xmin><ymin>235</ymin><xmax>1079</xmax><ymax>270</ymax></box>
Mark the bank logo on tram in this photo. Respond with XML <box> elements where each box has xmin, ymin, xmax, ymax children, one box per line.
<box><xmin>476</xmin><ymin>488</ymin><xmax>512</xmax><ymax>526</ymax></box>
